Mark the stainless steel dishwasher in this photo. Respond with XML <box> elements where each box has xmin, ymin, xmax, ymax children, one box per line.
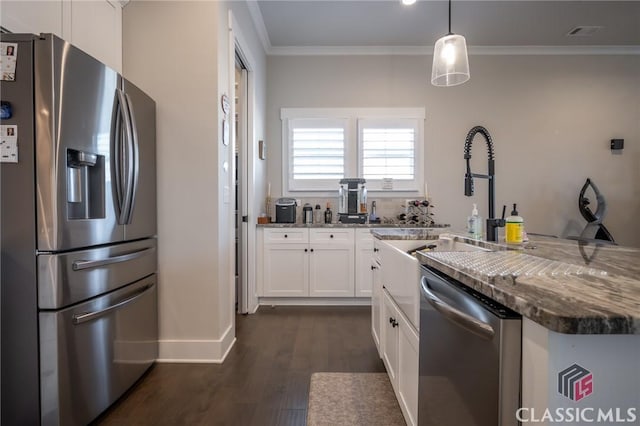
<box><xmin>418</xmin><ymin>265</ymin><xmax>521</xmax><ymax>426</ymax></box>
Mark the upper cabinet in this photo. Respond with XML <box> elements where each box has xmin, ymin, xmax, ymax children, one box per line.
<box><xmin>0</xmin><ymin>0</ymin><xmax>123</xmax><ymax>72</ymax></box>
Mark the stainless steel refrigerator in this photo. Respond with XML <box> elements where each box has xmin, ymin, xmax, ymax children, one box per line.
<box><xmin>1</xmin><ymin>33</ymin><xmax>158</xmax><ymax>425</ymax></box>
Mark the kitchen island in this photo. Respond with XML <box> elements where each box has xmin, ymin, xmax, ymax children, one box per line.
<box><xmin>372</xmin><ymin>229</ymin><xmax>640</xmax><ymax>425</ymax></box>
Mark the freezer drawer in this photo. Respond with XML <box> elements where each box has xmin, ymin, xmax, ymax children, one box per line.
<box><xmin>38</xmin><ymin>238</ymin><xmax>157</xmax><ymax>309</ymax></box>
<box><xmin>39</xmin><ymin>275</ymin><xmax>158</xmax><ymax>426</ymax></box>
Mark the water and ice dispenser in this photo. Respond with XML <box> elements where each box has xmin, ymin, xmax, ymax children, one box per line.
<box><xmin>66</xmin><ymin>148</ymin><xmax>105</xmax><ymax>220</ymax></box>
<box><xmin>338</xmin><ymin>178</ymin><xmax>367</xmax><ymax>224</ymax></box>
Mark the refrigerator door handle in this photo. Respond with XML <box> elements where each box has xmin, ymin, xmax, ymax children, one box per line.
<box><xmin>112</xmin><ymin>90</ymin><xmax>125</xmax><ymax>222</ymax></box>
<box><xmin>421</xmin><ymin>277</ymin><xmax>495</xmax><ymax>340</ymax></box>
<box><xmin>123</xmin><ymin>92</ymin><xmax>140</xmax><ymax>225</ymax></box>
<box><xmin>72</xmin><ymin>284</ymin><xmax>153</xmax><ymax>324</ymax></box>
<box><xmin>116</xmin><ymin>88</ymin><xmax>135</xmax><ymax>225</ymax></box>
<box><xmin>72</xmin><ymin>247</ymin><xmax>156</xmax><ymax>271</ymax></box>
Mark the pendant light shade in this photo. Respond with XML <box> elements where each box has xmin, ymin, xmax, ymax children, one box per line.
<box><xmin>431</xmin><ymin>34</ymin><xmax>469</xmax><ymax>86</ymax></box>
<box><xmin>431</xmin><ymin>0</ymin><xmax>470</xmax><ymax>87</ymax></box>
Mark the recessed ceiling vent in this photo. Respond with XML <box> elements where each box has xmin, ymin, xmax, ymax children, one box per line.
<box><xmin>567</xmin><ymin>26</ymin><xmax>604</xmax><ymax>37</ymax></box>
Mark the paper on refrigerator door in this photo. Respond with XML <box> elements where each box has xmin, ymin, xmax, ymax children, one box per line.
<box><xmin>0</xmin><ymin>42</ymin><xmax>18</xmax><ymax>81</ymax></box>
<box><xmin>0</xmin><ymin>125</ymin><xmax>18</xmax><ymax>163</ymax></box>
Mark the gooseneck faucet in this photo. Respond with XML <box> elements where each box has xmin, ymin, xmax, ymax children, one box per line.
<box><xmin>463</xmin><ymin>126</ymin><xmax>505</xmax><ymax>241</ymax></box>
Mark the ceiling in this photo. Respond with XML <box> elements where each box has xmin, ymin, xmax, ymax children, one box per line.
<box><xmin>251</xmin><ymin>1</ymin><xmax>640</xmax><ymax>53</ymax></box>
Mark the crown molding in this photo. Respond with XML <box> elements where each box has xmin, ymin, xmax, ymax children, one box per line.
<box><xmin>246</xmin><ymin>0</ymin><xmax>272</xmax><ymax>54</ymax></box>
<box><xmin>268</xmin><ymin>45</ymin><xmax>640</xmax><ymax>56</ymax></box>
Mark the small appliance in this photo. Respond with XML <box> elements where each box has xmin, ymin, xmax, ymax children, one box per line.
<box><xmin>303</xmin><ymin>203</ymin><xmax>313</xmax><ymax>224</ymax></box>
<box><xmin>275</xmin><ymin>198</ymin><xmax>296</xmax><ymax>223</ymax></box>
<box><xmin>338</xmin><ymin>178</ymin><xmax>367</xmax><ymax>224</ymax></box>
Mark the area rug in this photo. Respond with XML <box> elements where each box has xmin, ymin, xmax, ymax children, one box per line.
<box><xmin>306</xmin><ymin>372</ymin><xmax>406</xmax><ymax>426</ymax></box>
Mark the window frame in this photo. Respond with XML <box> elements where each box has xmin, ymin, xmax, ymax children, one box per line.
<box><xmin>281</xmin><ymin>107</ymin><xmax>425</xmax><ymax>197</ymax></box>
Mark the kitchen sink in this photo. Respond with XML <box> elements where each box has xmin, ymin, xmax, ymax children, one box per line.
<box><xmin>418</xmin><ymin>236</ymin><xmax>491</xmax><ymax>253</ymax></box>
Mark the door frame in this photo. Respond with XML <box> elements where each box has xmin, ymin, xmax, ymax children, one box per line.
<box><xmin>228</xmin><ymin>10</ymin><xmax>259</xmax><ymax>314</ymax></box>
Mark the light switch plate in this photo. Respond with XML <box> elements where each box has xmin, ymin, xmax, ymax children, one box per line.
<box><xmin>223</xmin><ymin>186</ymin><xmax>230</xmax><ymax>204</ymax></box>
<box><xmin>0</xmin><ymin>139</ymin><xmax>18</xmax><ymax>163</ymax></box>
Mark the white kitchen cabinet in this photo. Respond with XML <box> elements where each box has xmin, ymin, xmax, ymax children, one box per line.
<box><xmin>371</xmin><ymin>255</ymin><xmax>382</xmax><ymax>355</ymax></box>
<box><xmin>0</xmin><ymin>1</ymin><xmax>64</xmax><ymax>37</ymax></box>
<box><xmin>262</xmin><ymin>242</ymin><xmax>309</xmax><ymax>297</ymax></box>
<box><xmin>0</xmin><ymin>0</ymin><xmax>122</xmax><ymax>72</ymax></box>
<box><xmin>355</xmin><ymin>229</ymin><xmax>374</xmax><ymax>297</ymax></box>
<box><xmin>308</xmin><ymin>229</ymin><xmax>354</xmax><ymax>297</ymax></box>
<box><xmin>381</xmin><ymin>289</ymin><xmax>419</xmax><ymax>426</ymax></box>
<box><xmin>69</xmin><ymin>0</ymin><xmax>122</xmax><ymax>72</ymax></box>
<box><xmin>260</xmin><ymin>228</ymin><xmax>355</xmax><ymax>297</ymax></box>
<box><xmin>382</xmin><ymin>291</ymin><xmax>399</xmax><ymax>384</ymax></box>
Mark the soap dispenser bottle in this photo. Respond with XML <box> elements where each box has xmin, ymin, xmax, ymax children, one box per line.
<box><xmin>505</xmin><ymin>203</ymin><xmax>524</xmax><ymax>244</ymax></box>
<box><xmin>468</xmin><ymin>203</ymin><xmax>482</xmax><ymax>239</ymax></box>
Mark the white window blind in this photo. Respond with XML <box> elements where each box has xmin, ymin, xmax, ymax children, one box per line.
<box><xmin>286</xmin><ymin>118</ymin><xmax>347</xmax><ymax>191</ymax></box>
<box><xmin>358</xmin><ymin>118</ymin><xmax>421</xmax><ymax>191</ymax></box>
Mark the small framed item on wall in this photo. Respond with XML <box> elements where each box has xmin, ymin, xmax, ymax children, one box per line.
<box><xmin>259</xmin><ymin>140</ymin><xmax>266</xmax><ymax>160</ymax></box>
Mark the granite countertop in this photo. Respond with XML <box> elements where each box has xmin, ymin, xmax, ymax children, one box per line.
<box><xmin>411</xmin><ymin>233</ymin><xmax>640</xmax><ymax>335</ymax></box>
<box><xmin>259</xmin><ymin>223</ymin><xmax>450</xmax><ymax>229</ymax></box>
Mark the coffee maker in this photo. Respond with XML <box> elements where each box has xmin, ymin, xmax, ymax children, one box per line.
<box><xmin>338</xmin><ymin>178</ymin><xmax>367</xmax><ymax>224</ymax></box>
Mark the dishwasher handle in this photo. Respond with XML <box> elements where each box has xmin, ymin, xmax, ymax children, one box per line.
<box><xmin>421</xmin><ymin>276</ymin><xmax>495</xmax><ymax>341</ymax></box>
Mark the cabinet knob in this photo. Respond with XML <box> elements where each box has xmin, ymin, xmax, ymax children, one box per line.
<box><xmin>310</xmin><ymin>248</ymin><xmax>314</xmax><ymax>252</ymax></box>
<box><xmin>371</xmin><ymin>265</ymin><xmax>377</xmax><ymax>270</ymax></box>
<box><xmin>374</xmin><ymin>248</ymin><xmax>379</xmax><ymax>253</ymax></box>
<box><xmin>330</xmin><ymin>234</ymin><xmax>334</xmax><ymax>238</ymax></box>
<box><xmin>284</xmin><ymin>234</ymin><xmax>288</xmax><ymax>238</ymax></box>
<box><xmin>392</xmin><ymin>320</ymin><xmax>399</xmax><ymax>328</ymax></box>
<box><xmin>304</xmin><ymin>248</ymin><xmax>308</xmax><ymax>252</ymax></box>
<box><xmin>389</xmin><ymin>317</ymin><xmax>394</xmax><ymax>324</ymax></box>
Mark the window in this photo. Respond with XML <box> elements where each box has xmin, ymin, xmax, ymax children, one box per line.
<box><xmin>359</xmin><ymin>118</ymin><xmax>420</xmax><ymax>191</ymax></box>
<box><xmin>285</xmin><ymin>118</ymin><xmax>348</xmax><ymax>191</ymax></box>
<box><xmin>282</xmin><ymin>108</ymin><xmax>424</xmax><ymax>195</ymax></box>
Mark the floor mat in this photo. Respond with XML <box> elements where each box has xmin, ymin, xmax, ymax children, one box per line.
<box><xmin>307</xmin><ymin>372</ymin><xmax>406</xmax><ymax>426</ymax></box>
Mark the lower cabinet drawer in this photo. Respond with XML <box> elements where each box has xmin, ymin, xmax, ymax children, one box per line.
<box><xmin>264</xmin><ymin>228</ymin><xmax>308</xmax><ymax>243</ymax></box>
<box><xmin>310</xmin><ymin>229</ymin><xmax>354</xmax><ymax>243</ymax></box>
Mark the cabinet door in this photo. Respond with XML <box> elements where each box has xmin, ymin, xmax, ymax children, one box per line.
<box><xmin>263</xmin><ymin>244</ymin><xmax>308</xmax><ymax>297</ymax></box>
<box><xmin>371</xmin><ymin>259</ymin><xmax>382</xmax><ymax>356</ymax></box>
<box><xmin>382</xmin><ymin>291</ymin><xmax>399</xmax><ymax>388</ymax></box>
<box><xmin>0</xmin><ymin>1</ymin><xmax>63</xmax><ymax>36</ymax></box>
<box><xmin>355</xmin><ymin>230</ymin><xmax>374</xmax><ymax>297</ymax></box>
<box><xmin>397</xmin><ymin>313</ymin><xmax>420</xmax><ymax>426</ymax></box>
<box><xmin>70</xmin><ymin>0</ymin><xmax>122</xmax><ymax>71</ymax></box>
<box><xmin>309</xmin><ymin>244</ymin><xmax>354</xmax><ymax>297</ymax></box>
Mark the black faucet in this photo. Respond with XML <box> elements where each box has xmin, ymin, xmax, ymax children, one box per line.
<box><xmin>463</xmin><ymin>126</ymin><xmax>505</xmax><ymax>241</ymax></box>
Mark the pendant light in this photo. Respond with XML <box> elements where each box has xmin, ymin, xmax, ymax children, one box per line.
<box><xmin>431</xmin><ymin>0</ymin><xmax>470</xmax><ymax>87</ymax></box>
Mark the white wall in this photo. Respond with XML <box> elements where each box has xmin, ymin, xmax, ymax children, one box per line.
<box><xmin>123</xmin><ymin>0</ymin><xmax>267</xmax><ymax>361</ymax></box>
<box><xmin>266</xmin><ymin>54</ymin><xmax>640</xmax><ymax>247</ymax></box>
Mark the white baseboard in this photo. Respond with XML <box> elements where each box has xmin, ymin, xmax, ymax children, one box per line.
<box><xmin>157</xmin><ymin>324</ymin><xmax>236</xmax><ymax>363</ymax></box>
<box><xmin>258</xmin><ymin>297</ymin><xmax>371</xmax><ymax>306</ymax></box>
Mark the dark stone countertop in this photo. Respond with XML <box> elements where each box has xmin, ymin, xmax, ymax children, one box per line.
<box><xmin>410</xmin><ymin>233</ymin><xmax>640</xmax><ymax>335</ymax></box>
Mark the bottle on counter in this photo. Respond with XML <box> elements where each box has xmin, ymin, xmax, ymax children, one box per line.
<box><xmin>467</xmin><ymin>203</ymin><xmax>482</xmax><ymax>239</ymax></box>
<box><xmin>315</xmin><ymin>204</ymin><xmax>322</xmax><ymax>224</ymax></box>
<box><xmin>505</xmin><ymin>204</ymin><xmax>524</xmax><ymax>244</ymax></box>
<box><xmin>324</xmin><ymin>203</ymin><xmax>333</xmax><ymax>224</ymax></box>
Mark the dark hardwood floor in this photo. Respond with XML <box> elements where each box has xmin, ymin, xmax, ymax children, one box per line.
<box><xmin>94</xmin><ymin>306</ymin><xmax>385</xmax><ymax>426</ymax></box>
